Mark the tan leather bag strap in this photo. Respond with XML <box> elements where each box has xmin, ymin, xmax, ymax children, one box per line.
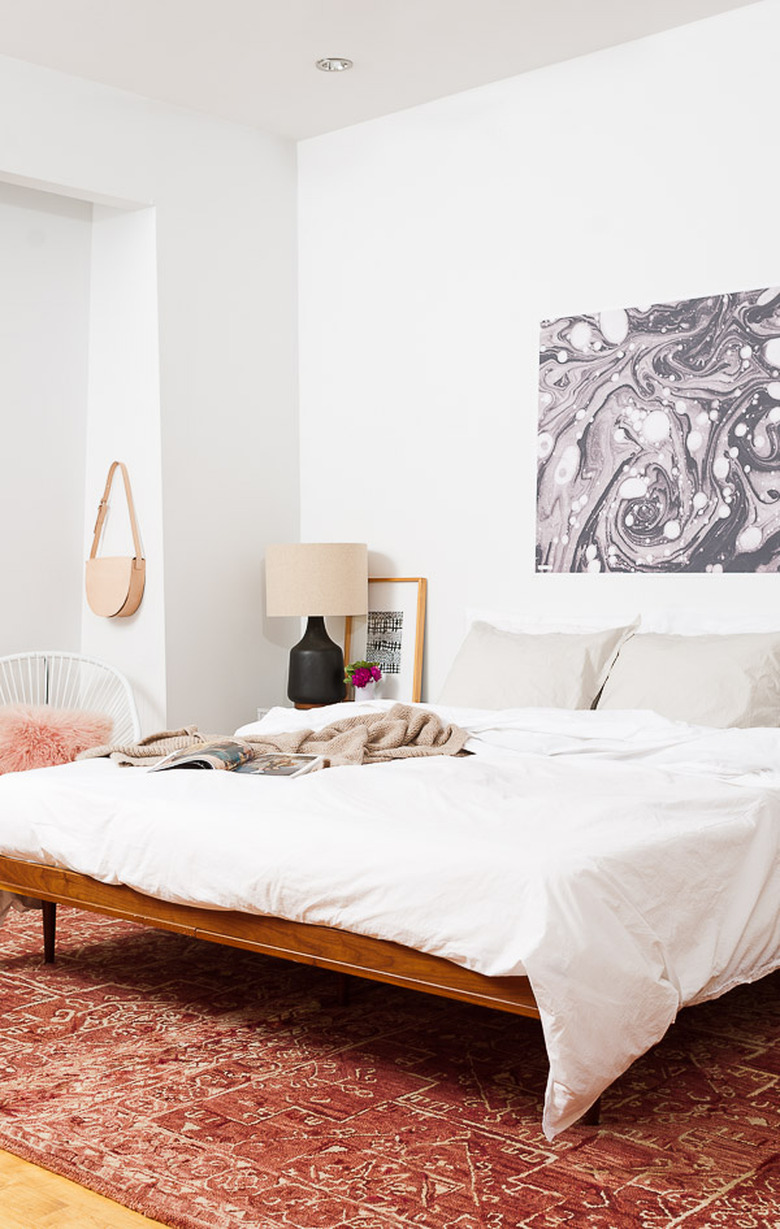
<box><xmin>89</xmin><ymin>461</ymin><xmax>144</xmax><ymax>561</ymax></box>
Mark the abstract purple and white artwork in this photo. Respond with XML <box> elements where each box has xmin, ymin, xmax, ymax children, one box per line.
<box><xmin>537</xmin><ymin>286</ymin><xmax>780</xmax><ymax>572</ymax></box>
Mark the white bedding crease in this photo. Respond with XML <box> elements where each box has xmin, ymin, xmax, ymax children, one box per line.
<box><xmin>2</xmin><ymin>700</ymin><xmax>780</xmax><ymax>1139</ymax></box>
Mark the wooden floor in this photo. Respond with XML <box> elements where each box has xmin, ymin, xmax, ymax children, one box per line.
<box><xmin>0</xmin><ymin>1150</ymin><xmax>167</xmax><ymax>1229</ymax></box>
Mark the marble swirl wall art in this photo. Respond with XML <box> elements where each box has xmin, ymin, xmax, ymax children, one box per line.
<box><xmin>537</xmin><ymin>286</ymin><xmax>780</xmax><ymax>572</ymax></box>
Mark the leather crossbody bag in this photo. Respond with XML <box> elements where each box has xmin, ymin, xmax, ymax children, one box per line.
<box><xmin>85</xmin><ymin>461</ymin><xmax>146</xmax><ymax>618</ymax></box>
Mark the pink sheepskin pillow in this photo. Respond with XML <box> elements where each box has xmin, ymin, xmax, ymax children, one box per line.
<box><xmin>0</xmin><ymin>705</ymin><xmax>113</xmax><ymax>774</ymax></box>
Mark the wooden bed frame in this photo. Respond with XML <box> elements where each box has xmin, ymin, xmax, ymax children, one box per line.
<box><xmin>0</xmin><ymin>852</ymin><xmax>602</xmax><ymax>1126</ymax></box>
<box><xmin>0</xmin><ymin>853</ymin><xmax>539</xmax><ymax>1014</ymax></box>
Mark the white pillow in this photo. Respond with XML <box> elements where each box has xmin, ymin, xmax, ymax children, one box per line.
<box><xmin>467</xmin><ymin>608</ymin><xmax>640</xmax><ymax>635</ymax></box>
<box><xmin>437</xmin><ymin>621</ymin><xmax>635</xmax><ymax>710</ymax></box>
<box><xmin>597</xmin><ymin>632</ymin><xmax>780</xmax><ymax>727</ymax></box>
<box><xmin>637</xmin><ymin>609</ymin><xmax>780</xmax><ymax>635</ymax></box>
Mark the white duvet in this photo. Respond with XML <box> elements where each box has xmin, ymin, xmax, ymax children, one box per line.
<box><xmin>2</xmin><ymin>700</ymin><xmax>780</xmax><ymax>1139</ymax></box>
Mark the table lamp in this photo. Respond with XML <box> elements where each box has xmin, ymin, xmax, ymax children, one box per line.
<box><xmin>265</xmin><ymin>543</ymin><xmax>368</xmax><ymax>707</ymax></box>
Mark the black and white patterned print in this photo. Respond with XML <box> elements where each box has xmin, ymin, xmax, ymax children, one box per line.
<box><xmin>366</xmin><ymin>611</ymin><xmax>403</xmax><ymax>675</ymax></box>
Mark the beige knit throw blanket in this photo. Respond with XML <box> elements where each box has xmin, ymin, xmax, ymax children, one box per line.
<box><xmin>78</xmin><ymin>704</ymin><xmax>469</xmax><ymax>769</ymax></box>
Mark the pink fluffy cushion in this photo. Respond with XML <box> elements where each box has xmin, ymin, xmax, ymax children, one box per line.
<box><xmin>0</xmin><ymin>705</ymin><xmax>113</xmax><ymax>774</ymax></box>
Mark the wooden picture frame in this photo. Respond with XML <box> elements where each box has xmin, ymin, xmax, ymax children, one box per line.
<box><xmin>344</xmin><ymin>577</ymin><xmax>426</xmax><ymax>703</ymax></box>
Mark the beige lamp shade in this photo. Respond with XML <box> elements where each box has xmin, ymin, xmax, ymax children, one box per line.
<box><xmin>265</xmin><ymin>543</ymin><xmax>368</xmax><ymax>617</ymax></box>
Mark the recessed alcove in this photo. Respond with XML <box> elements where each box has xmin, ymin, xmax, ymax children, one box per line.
<box><xmin>0</xmin><ymin>176</ymin><xmax>166</xmax><ymax>732</ymax></box>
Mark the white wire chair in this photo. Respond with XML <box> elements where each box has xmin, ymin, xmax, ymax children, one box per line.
<box><xmin>0</xmin><ymin>651</ymin><xmax>141</xmax><ymax>744</ymax></box>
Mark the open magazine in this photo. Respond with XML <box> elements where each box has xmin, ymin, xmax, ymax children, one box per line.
<box><xmin>149</xmin><ymin>739</ymin><xmax>325</xmax><ymax>777</ymax></box>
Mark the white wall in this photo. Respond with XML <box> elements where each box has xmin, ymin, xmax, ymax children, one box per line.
<box><xmin>0</xmin><ymin>54</ymin><xmax>299</xmax><ymax>732</ymax></box>
<box><xmin>81</xmin><ymin>205</ymin><xmax>166</xmax><ymax>734</ymax></box>
<box><xmin>298</xmin><ymin>1</ymin><xmax>780</xmax><ymax>700</ymax></box>
<box><xmin>0</xmin><ymin>180</ymin><xmax>91</xmax><ymax>654</ymax></box>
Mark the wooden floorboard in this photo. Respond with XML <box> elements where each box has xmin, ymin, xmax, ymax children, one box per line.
<box><xmin>0</xmin><ymin>1150</ymin><xmax>167</xmax><ymax>1229</ymax></box>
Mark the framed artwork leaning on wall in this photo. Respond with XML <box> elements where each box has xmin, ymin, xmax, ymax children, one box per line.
<box><xmin>344</xmin><ymin>577</ymin><xmax>426</xmax><ymax>702</ymax></box>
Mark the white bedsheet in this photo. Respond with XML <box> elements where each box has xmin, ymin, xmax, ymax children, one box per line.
<box><xmin>2</xmin><ymin>701</ymin><xmax>780</xmax><ymax>1139</ymax></box>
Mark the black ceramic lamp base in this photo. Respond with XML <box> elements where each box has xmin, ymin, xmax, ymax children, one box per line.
<box><xmin>287</xmin><ymin>616</ymin><xmax>346</xmax><ymax>707</ymax></box>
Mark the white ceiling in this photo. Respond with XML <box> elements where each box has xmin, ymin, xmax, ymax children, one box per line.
<box><xmin>0</xmin><ymin>0</ymin><xmax>761</xmax><ymax>140</ymax></box>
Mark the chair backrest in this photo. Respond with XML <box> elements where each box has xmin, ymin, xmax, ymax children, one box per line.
<box><xmin>0</xmin><ymin>652</ymin><xmax>141</xmax><ymax>744</ymax></box>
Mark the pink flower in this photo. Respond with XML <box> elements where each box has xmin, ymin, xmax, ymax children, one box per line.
<box><xmin>346</xmin><ymin>660</ymin><xmax>382</xmax><ymax>690</ymax></box>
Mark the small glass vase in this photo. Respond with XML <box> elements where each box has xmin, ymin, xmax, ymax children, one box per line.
<box><xmin>354</xmin><ymin>681</ymin><xmax>377</xmax><ymax>702</ymax></box>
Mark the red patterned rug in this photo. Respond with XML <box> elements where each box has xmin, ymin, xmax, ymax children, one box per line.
<box><xmin>1</xmin><ymin>907</ymin><xmax>779</xmax><ymax>1228</ymax></box>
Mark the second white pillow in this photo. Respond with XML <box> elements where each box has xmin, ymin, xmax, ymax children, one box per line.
<box><xmin>597</xmin><ymin>632</ymin><xmax>780</xmax><ymax>727</ymax></box>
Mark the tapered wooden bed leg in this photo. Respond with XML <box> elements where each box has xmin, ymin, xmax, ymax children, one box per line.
<box><xmin>336</xmin><ymin>972</ymin><xmax>351</xmax><ymax>1006</ymax></box>
<box><xmin>581</xmin><ymin>1095</ymin><xmax>602</xmax><ymax>1126</ymax></box>
<box><xmin>42</xmin><ymin>900</ymin><xmax>56</xmax><ymax>964</ymax></box>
